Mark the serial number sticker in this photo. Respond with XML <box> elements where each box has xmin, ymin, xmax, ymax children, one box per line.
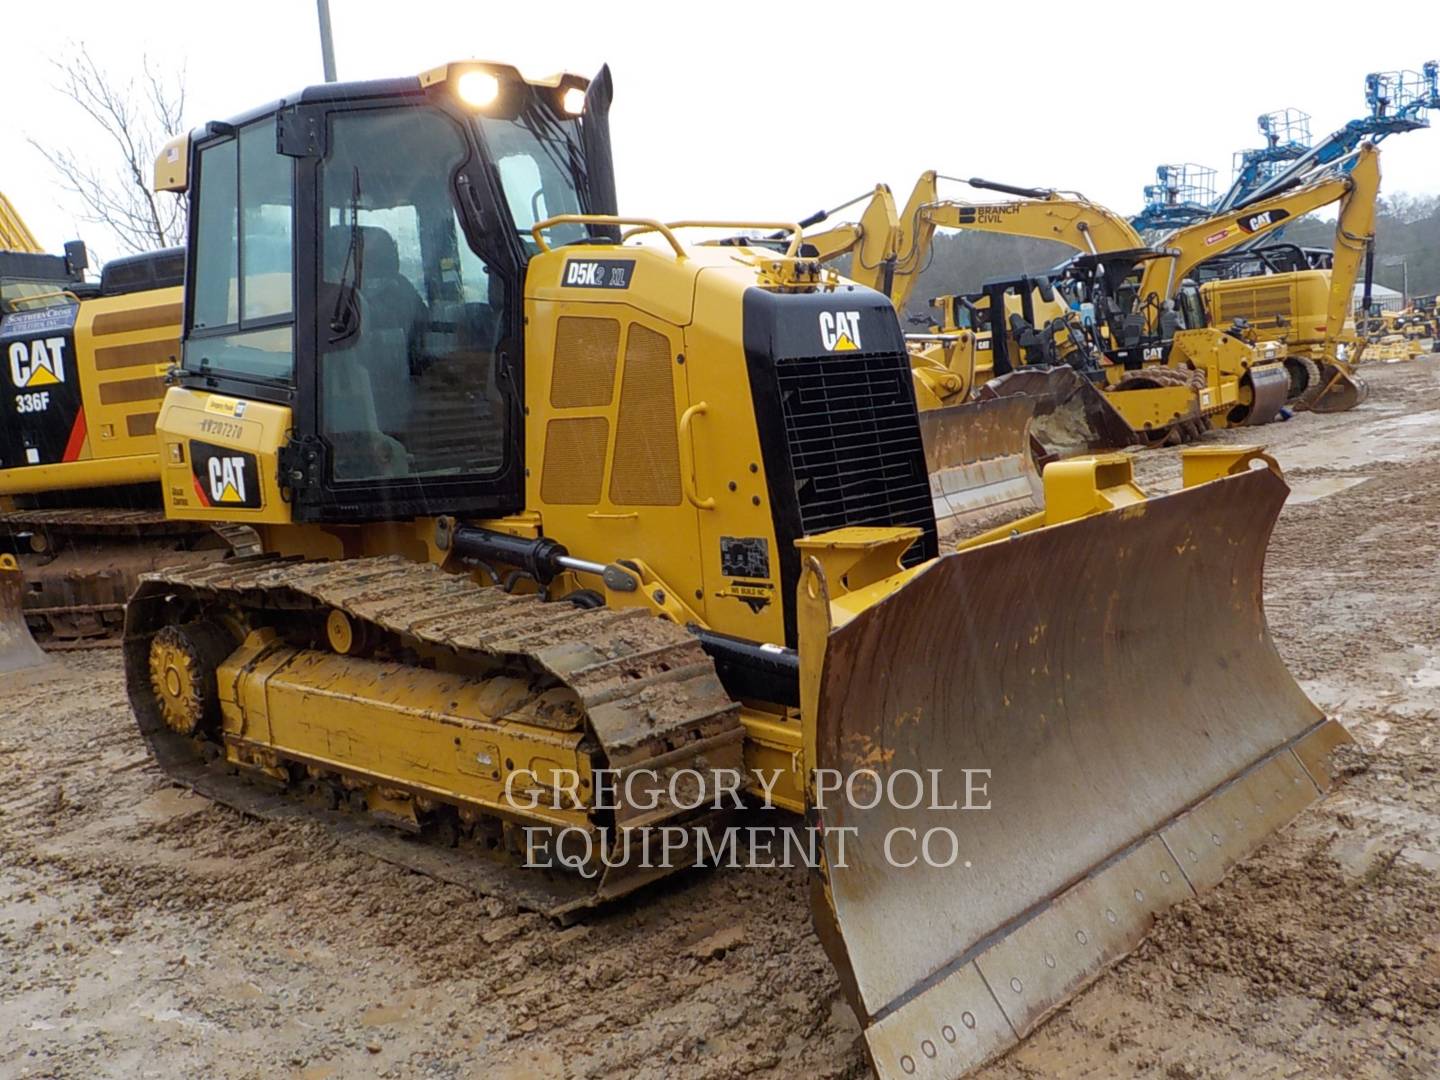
<box><xmin>198</xmin><ymin>416</ymin><xmax>244</xmax><ymax>440</ymax></box>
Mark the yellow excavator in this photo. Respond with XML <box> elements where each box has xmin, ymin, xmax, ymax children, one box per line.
<box><xmin>1140</xmin><ymin>144</ymin><xmax>1379</xmax><ymax>411</ymax></box>
<box><xmin>124</xmin><ymin>60</ymin><xmax>1346</xmax><ymax>1079</ymax></box>
<box><xmin>799</xmin><ymin>175</ymin><xmax>1289</xmax><ymax>459</ymax></box>
<box><xmin>867</xmin><ymin>153</ymin><xmax>1380</xmax><ymax>443</ymax></box>
<box><xmin>0</xmin><ymin>196</ymin><xmax>227</xmax><ymax>653</ymax></box>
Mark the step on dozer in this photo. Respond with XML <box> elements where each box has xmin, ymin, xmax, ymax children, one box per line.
<box><xmin>800</xmin><ymin>448</ymin><xmax>1349</xmax><ymax>1079</ymax></box>
<box><xmin>0</xmin><ymin>554</ymin><xmax>51</xmax><ymax>675</ymax></box>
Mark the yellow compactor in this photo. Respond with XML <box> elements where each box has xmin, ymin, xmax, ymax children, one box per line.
<box><xmin>123</xmin><ymin>61</ymin><xmax>1347</xmax><ymax>1078</ymax></box>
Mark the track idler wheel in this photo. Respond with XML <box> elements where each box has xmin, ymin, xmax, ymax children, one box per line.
<box><xmin>147</xmin><ymin>621</ymin><xmax>234</xmax><ymax>736</ymax></box>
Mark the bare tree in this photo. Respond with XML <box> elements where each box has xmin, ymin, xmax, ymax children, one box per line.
<box><xmin>30</xmin><ymin>45</ymin><xmax>189</xmax><ymax>255</ymax></box>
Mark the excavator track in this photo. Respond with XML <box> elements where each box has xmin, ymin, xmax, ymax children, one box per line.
<box><xmin>123</xmin><ymin>555</ymin><xmax>746</xmax><ymax>919</ymax></box>
<box><xmin>2</xmin><ymin>508</ymin><xmax>227</xmax><ymax>648</ymax></box>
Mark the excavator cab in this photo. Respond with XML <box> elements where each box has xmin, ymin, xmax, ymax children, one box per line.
<box><xmin>0</xmin><ymin>242</ymin><xmax>90</xmax><ymax>314</ymax></box>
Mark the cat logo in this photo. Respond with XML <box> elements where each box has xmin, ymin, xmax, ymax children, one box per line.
<box><xmin>189</xmin><ymin>440</ymin><xmax>263</xmax><ymax>509</ymax></box>
<box><xmin>208</xmin><ymin>456</ymin><xmax>249</xmax><ymax>504</ymax></box>
<box><xmin>819</xmin><ymin>310</ymin><xmax>863</xmax><ymax>352</ymax></box>
<box><xmin>1238</xmin><ymin>208</ymin><xmax>1289</xmax><ymax>234</ymax></box>
<box><xmin>7</xmin><ymin>337</ymin><xmax>67</xmax><ymax>388</ymax></box>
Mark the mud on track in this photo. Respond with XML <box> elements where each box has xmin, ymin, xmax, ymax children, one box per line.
<box><xmin>3</xmin><ymin>358</ymin><xmax>1439</xmax><ymax>1079</ymax></box>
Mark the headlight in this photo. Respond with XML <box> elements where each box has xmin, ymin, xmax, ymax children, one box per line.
<box><xmin>455</xmin><ymin>70</ymin><xmax>500</xmax><ymax>108</ymax></box>
<box><xmin>560</xmin><ymin>86</ymin><xmax>586</xmax><ymax>115</ymax></box>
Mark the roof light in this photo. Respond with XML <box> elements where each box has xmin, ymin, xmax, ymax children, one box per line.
<box><xmin>560</xmin><ymin>86</ymin><xmax>586</xmax><ymax>116</ymax></box>
<box><xmin>456</xmin><ymin>70</ymin><xmax>500</xmax><ymax>108</ymax></box>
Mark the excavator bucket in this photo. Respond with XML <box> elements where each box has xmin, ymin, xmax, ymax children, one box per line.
<box><xmin>1304</xmin><ymin>362</ymin><xmax>1369</xmax><ymax>413</ymax></box>
<box><xmin>0</xmin><ymin>554</ymin><xmax>51</xmax><ymax>675</ymax></box>
<box><xmin>976</xmin><ymin>367</ymin><xmax>1144</xmax><ymax>457</ymax></box>
<box><xmin>919</xmin><ymin>395</ymin><xmax>1042</xmax><ymax>542</ymax></box>
<box><xmin>805</xmin><ymin>462</ymin><xmax>1347</xmax><ymax>1079</ymax></box>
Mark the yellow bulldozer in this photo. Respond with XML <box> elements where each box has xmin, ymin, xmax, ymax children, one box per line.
<box><xmin>121</xmin><ymin>60</ymin><xmax>1347</xmax><ymax>1079</ymax></box>
<box><xmin>0</xmin><ymin>196</ymin><xmax>228</xmax><ymax>653</ymax></box>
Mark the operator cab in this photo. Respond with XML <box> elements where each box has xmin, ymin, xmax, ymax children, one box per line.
<box><xmin>168</xmin><ymin>62</ymin><xmax>616</xmax><ymax>522</ymax></box>
<box><xmin>0</xmin><ymin>241</ymin><xmax>91</xmax><ymax>315</ymax></box>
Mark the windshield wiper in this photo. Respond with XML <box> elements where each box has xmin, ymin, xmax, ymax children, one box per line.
<box><xmin>329</xmin><ymin>166</ymin><xmax>364</xmax><ymax>344</ymax></box>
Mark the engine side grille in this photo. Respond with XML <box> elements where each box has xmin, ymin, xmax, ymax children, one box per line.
<box><xmin>775</xmin><ymin>351</ymin><xmax>937</xmax><ymax>567</ymax></box>
<box><xmin>1211</xmin><ymin>283</ymin><xmax>1293</xmax><ymax>327</ymax></box>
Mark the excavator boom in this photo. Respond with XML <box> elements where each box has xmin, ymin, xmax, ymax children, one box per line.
<box><xmin>890</xmin><ymin>172</ymin><xmax>1144</xmax><ymax>312</ymax></box>
<box><xmin>0</xmin><ymin>191</ymin><xmax>43</xmax><ymax>254</ymax></box>
<box><xmin>1141</xmin><ymin>149</ymin><xmax>1373</xmax><ymax>304</ymax></box>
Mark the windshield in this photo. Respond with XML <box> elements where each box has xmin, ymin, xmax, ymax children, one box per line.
<box><xmin>475</xmin><ymin>100</ymin><xmax>590</xmax><ymax>251</ymax></box>
<box><xmin>1</xmin><ymin>278</ymin><xmax>74</xmax><ymax>315</ymax></box>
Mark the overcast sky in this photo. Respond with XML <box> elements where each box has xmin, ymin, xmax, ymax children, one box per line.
<box><xmin>4</xmin><ymin>0</ymin><xmax>1438</xmax><ymax>260</ymax></box>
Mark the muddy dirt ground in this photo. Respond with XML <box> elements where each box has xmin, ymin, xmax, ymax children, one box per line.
<box><xmin>3</xmin><ymin>358</ymin><xmax>1439</xmax><ymax>1080</ymax></box>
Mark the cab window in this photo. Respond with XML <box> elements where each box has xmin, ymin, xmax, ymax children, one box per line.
<box><xmin>484</xmin><ymin>115</ymin><xmax>588</xmax><ymax>249</ymax></box>
<box><xmin>0</xmin><ymin>279</ymin><xmax>73</xmax><ymax>315</ymax></box>
<box><xmin>185</xmin><ymin>121</ymin><xmax>295</xmax><ymax>382</ymax></box>
<box><xmin>318</xmin><ymin>104</ymin><xmax>509</xmax><ymax>483</ymax></box>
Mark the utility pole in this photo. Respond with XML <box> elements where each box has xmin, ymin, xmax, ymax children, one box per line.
<box><xmin>317</xmin><ymin>0</ymin><xmax>338</xmax><ymax>83</ymax></box>
<box><xmin>1382</xmin><ymin>254</ymin><xmax>1410</xmax><ymax>306</ymax></box>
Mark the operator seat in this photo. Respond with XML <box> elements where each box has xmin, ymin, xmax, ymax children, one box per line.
<box><xmin>356</xmin><ymin>226</ymin><xmax>427</xmax><ymax>357</ymax></box>
<box><xmin>318</xmin><ymin>225</ymin><xmax>414</xmax><ymax>478</ymax></box>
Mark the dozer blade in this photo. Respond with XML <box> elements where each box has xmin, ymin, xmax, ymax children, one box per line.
<box><xmin>0</xmin><ymin>554</ymin><xmax>51</xmax><ymax>675</ymax></box>
<box><xmin>919</xmin><ymin>395</ymin><xmax>1042</xmax><ymax>543</ymax></box>
<box><xmin>1304</xmin><ymin>362</ymin><xmax>1368</xmax><ymax>413</ymax></box>
<box><xmin>807</xmin><ymin>465</ymin><xmax>1347</xmax><ymax>1079</ymax></box>
<box><xmin>977</xmin><ymin>367</ymin><xmax>1144</xmax><ymax>457</ymax></box>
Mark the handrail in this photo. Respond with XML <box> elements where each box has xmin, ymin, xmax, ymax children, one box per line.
<box><xmin>677</xmin><ymin>402</ymin><xmax>715</xmax><ymax>510</ymax></box>
<box><xmin>531</xmin><ymin>215</ymin><xmax>686</xmax><ymax>258</ymax></box>
<box><xmin>531</xmin><ymin>216</ymin><xmax>807</xmax><ymax>260</ymax></box>
<box><xmin>7</xmin><ymin>289</ymin><xmax>79</xmax><ymax>310</ymax></box>
<box><xmin>649</xmin><ymin>220</ymin><xmax>805</xmax><ymax>258</ymax></box>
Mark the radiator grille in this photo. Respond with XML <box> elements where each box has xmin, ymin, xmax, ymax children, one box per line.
<box><xmin>1211</xmin><ymin>284</ymin><xmax>1292</xmax><ymax>326</ymax></box>
<box><xmin>775</xmin><ymin>351</ymin><xmax>937</xmax><ymax>566</ymax></box>
<box><xmin>610</xmin><ymin>324</ymin><xmax>681</xmax><ymax>505</ymax></box>
<box><xmin>551</xmin><ymin>316</ymin><xmax>619</xmax><ymax>408</ymax></box>
<box><xmin>540</xmin><ymin>417</ymin><xmax>609</xmax><ymax>505</ymax></box>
